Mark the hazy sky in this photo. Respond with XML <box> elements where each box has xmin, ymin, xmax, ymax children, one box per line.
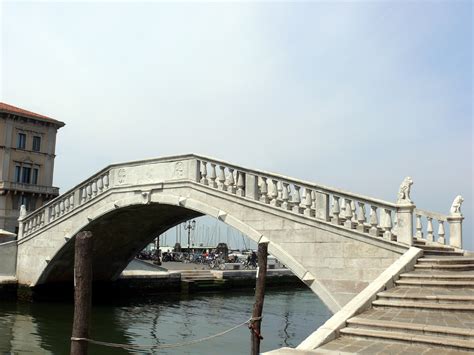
<box><xmin>1</xmin><ymin>1</ymin><xmax>472</xmax><ymax>249</ymax></box>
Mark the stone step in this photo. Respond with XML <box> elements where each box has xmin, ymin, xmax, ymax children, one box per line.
<box><xmin>377</xmin><ymin>290</ymin><xmax>474</xmax><ymax>304</ymax></box>
<box><xmin>339</xmin><ymin>327</ymin><xmax>474</xmax><ymax>350</ymax></box>
<box><xmin>423</xmin><ymin>250</ymin><xmax>465</xmax><ymax>257</ymax></box>
<box><xmin>418</xmin><ymin>257</ymin><xmax>474</xmax><ymax>265</ymax></box>
<box><xmin>372</xmin><ymin>299</ymin><xmax>474</xmax><ymax>311</ymax></box>
<box><xmin>418</xmin><ymin>245</ymin><xmax>455</xmax><ymax>252</ymax></box>
<box><xmin>180</xmin><ymin>271</ymin><xmax>213</xmax><ymax>276</ymax></box>
<box><xmin>413</xmin><ymin>239</ymin><xmax>427</xmax><ymax>245</ymax></box>
<box><xmin>346</xmin><ymin>317</ymin><xmax>473</xmax><ymax>340</ymax></box>
<box><xmin>395</xmin><ymin>279</ymin><xmax>474</xmax><ymax>288</ymax></box>
<box><xmin>181</xmin><ymin>277</ymin><xmax>216</xmax><ymax>281</ymax></box>
<box><xmin>399</xmin><ymin>273</ymin><xmax>474</xmax><ymax>281</ymax></box>
<box><xmin>415</xmin><ymin>264</ymin><xmax>474</xmax><ymax>271</ymax></box>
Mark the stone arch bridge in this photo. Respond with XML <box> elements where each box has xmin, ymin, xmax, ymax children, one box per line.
<box><xmin>15</xmin><ymin>154</ymin><xmax>465</xmax><ymax>313</ymax></box>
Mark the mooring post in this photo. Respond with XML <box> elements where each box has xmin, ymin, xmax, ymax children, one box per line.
<box><xmin>250</xmin><ymin>241</ymin><xmax>268</xmax><ymax>355</ymax></box>
<box><xmin>71</xmin><ymin>231</ymin><xmax>93</xmax><ymax>355</ymax></box>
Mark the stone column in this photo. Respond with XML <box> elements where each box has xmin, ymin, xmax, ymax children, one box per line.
<box><xmin>447</xmin><ymin>214</ymin><xmax>463</xmax><ymax>249</ymax></box>
<box><xmin>396</xmin><ymin>203</ymin><xmax>415</xmax><ymax>246</ymax></box>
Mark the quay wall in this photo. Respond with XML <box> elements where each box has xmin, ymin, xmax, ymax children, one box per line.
<box><xmin>0</xmin><ymin>240</ymin><xmax>17</xmax><ymax>276</ymax></box>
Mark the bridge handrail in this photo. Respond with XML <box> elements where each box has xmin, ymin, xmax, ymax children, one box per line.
<box><xmin>414</xmin><ymin>208</ymin><xmax>447</xmax><ymax>222</ymax></box>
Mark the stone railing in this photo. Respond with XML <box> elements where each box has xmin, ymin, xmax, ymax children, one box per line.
<box><xmin>19</xmin><ymin>170</ymin><xmax>111</xmax><ymax>239</ymax></box>
<box><xmin>195</xmin><ymin>158</ymin><xmax>464</xmax><ymax>249</ymax></box>
<box><xmin>196</xmin><ymin>158</ymin><xmax>407</xmax><ymax>244</ymax></box>
<box><xmin>415</xmin><ymin>197</ymin><xmax>464</xmax><ymax>249</ymax></box>
<box><xmin>17</xmin><ymin>154</ymin><xmax>464</xmax><ymax>250</ymax></box>
<box><xmin>415</xmin><ymin>209</ymin><xmax>447</xmax><ymax>244</ymax></box>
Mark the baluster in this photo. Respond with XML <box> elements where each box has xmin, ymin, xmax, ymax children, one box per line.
<box><xmin>426</xmin><ymin>217</ymin><xmax>434</xmax><ymax>242</ymax></box>
<box><xmin>357</xmin><ymin>202</ymin><xmax>367</xmax><ymax>232</ymax></box>
<box><xmin>277</xmin><ymin>182</ymin><xmax>283</xmax><ymax>201</ymax></box>
<box><xmin>269</xmin><ymin>179</ymin><xmax>279</xmax><ymax>206</ymax></box>
<box><xmin>383</xmin><ymin>209</ymin><xmax>394</xmax><ymax>240</ymax></box>
<box><xmin>304</xmin><ymin>188</ymin><xmax>313</xmax><ymax>217</ymax></box>
<box><xmin>415</xmin><ymin>214</ymin><xmax>423</xmax><ymax>239</ymax></box>
<box><xmin>103</xmin><ymin>173</ymin><xmax>109</xmax><ymax>189</ymax></box>
<box><xmin>70</xmin><ymin>195</ymin><xmax>75</xmax><ymax>209</ymax></box>
<box><xmin>97</xmin><ymin>177</ymin><xmax>103</xmax><ymax>192</ymax></box>
<box><xmin>331</xmin><ymin>196</ymin><xmax>341</xmax><ymax>225</ymax></box>
<box><xmin>236</xmin><ymin>171</ymin><xmax>245</xmax><ymax>197</ymax></box>
<box><xmin>200</xmin><ymin>161</ymin><xmax>208</xmax><ymax>185</ymax></box>
<box><xmin>65</xmin><ymin>198</ymin><xmax>70</xmax><ymax>212</ymax></box>
<box><xmin>292</xmin><ymin>185</ymin><xmax>301</xmax><ymax>213</ymax></box>
<box><xmin>92</xmin><ymin>180</ymin><xmax>98</xmax><ymax>196</ymax></box>
<box><xmin>344</xmin><ymin>198</ymin><xmax>354</xmax><ymax>229</ymax></box>
<box><xmin>55</xmin><ymin>204</ymin><xmax>60</xmax><ymax>219</ymax></box>
<box><xmin>86</xmin><ymin>185</ymin><xmax>92</xmax><ymax>200</ymax></box>
<box><xmin>209</xmin><ymin>163</ymin><xmax>217</xmax><ymax>188</ymax></box>
<box><xmin>49</xmin><ymin>206</ymin><xmax>54</xmax><ymax>222</ymax></box>
<box><xmin>259</xmin><ymin>177</ymin><xmax>269</xmax><ymax>203</ymax></box>
<box><xmin>217</xmin><ymin>166</ymin><xmax>226</xmax><ymax>191</ymax></box>
<box><xmin>281</xmin><ymin>182</ymin><xmax>290</xmax><ymax>210</ymax></box>
<box><xmin>80</xmin><ymin>187</ymin><xmax>86</xmax><ymax>203</ymax></box>
<box><xmin>226</xmin><ymin>168</ymin><xmax>236</xmax><ymax>193</ymax></box>
<box><xmin>350</xmin><ymin>201</ymin><xmax>356</xmax><ymax>223</ymax></box>
<box><xmin>437</xmin><ymin>220</ymin><xmax>445</xmax><ymax>245</ymax></box>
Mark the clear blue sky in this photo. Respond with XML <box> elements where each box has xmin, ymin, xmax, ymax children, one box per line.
<box><xmin>1</xmin><ymin>1</ymin><xmax>472</xmax><ymax>249</ymax></box>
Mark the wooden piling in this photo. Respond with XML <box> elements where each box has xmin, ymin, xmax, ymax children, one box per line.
<box><xmin>250</xmin><ymin>242</ymin><xmax>268</xmax><ymax>355</ymax></box>
<box><xmin>71</xmin><ymin>231</ymin><xmax>93</xmax><ymax>355</ymax></box>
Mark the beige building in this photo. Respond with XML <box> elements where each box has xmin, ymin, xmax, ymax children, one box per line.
<box><xmin>0</xmin><ymin>102</ymin><xmax>65</xmax><ymax>234</ymax></box>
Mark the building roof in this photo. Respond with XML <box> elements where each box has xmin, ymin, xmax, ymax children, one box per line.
<box><xmin>0</xmin><ymin>102</ymin><xmax>65</xmax><ymax>127</ymax></box>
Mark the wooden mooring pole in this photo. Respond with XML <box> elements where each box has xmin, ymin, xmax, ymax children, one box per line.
<box><xmin>250</xmin><ymin>242</ymin><xmax>268</xmax><ymax>355</ymax></box>
<box><xmin>71</xmin><ymin>231</ymin><xmax>93</xmax><ymax>355</ymax></box>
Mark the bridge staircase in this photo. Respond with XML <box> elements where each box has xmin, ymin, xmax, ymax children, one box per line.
<box><xmin>316</xmin><ymin>242</ymin><xmax>474</xmax><ymax>353</ymax></box>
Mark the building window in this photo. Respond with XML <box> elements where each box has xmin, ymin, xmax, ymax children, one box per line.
<box><xmin>21</xmin><ymin>167</ymin><xmax>31</xmax><ymax>184</ymax></box>
<box><xmin>32</xmin><ymin>136</ymin><xmax>41</xmax><ymax>152</ymax></box>
<box><xmin>32</xmin><ymin>168</ymin><xmax>39</xmax><ymax>185</ymax></box>
<box><xmin>17</xmin><ymin>133</ymin><xmax>26</xmax><ymax>149</ymax></box>
<box><xmin>14</xmin><ymin>166</ymin><xmax>21</xmax><ymax>182</ymax></box>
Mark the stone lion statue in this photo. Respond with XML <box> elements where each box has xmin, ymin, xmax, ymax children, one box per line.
<box><xmin>450</xmin><ymin>195</ymin><xmax>464</xmax><ymax>215</ymax></box>
<box><xmin>397</xmin><ymin>177</ymin><xmax>413</xmax><ymax>203</ymax></box>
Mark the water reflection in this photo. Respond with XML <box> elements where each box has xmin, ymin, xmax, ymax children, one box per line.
<box><xmin>0</xmin><ymin>289</ymin><xmax>331</xmax><ymax>354</ymax></box>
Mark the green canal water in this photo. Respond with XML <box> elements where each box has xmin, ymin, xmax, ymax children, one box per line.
<box><xmin>0</xmin><ymin>288</ymin><xmax>331</xmax><ymax>354</ymax></box>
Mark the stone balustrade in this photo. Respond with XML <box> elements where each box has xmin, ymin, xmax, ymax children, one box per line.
<box><xmin>19</xmin><ymin>170</ymin><xmax>111</xmax><ymax>239</ymax></box>
<box><xmin>196</xmin><ymin>158</ymin><xmax>401</xmax><ymax>243</ymax></box>
<box><xmin>415</xmin><ymin>208</ymin><xmax>463</xmax><ymax>249</ymax></box>
<box><xmin>17</xmin><ymin>155</ymin><xmax>464</xmax><ymax>250</ymax></box>
<box><xmin>78</xmin><ymin>172</ymin><xmax>110</xmax><ymax>205</ymax></box>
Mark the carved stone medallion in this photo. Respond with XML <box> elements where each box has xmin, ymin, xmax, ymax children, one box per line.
<box><xmin>117</xmin><ymin>168</ymin><xmax>127</xmax><ymax>184</ymax></box>
<box><xmin>174</xmin><ymin>161</ymin><xmax>185</xmax><ymax>178</ymax></box>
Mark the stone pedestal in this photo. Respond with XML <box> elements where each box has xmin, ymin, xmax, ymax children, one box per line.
<box><xmin>396</xmin><ymin>203</ymin><xmax>415</xmax><ymax>246</ymax></box>
<box><xmin>447</xmin><ymin>214</ymin><xmax>463</xmax><ymax>249</ymax></box>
